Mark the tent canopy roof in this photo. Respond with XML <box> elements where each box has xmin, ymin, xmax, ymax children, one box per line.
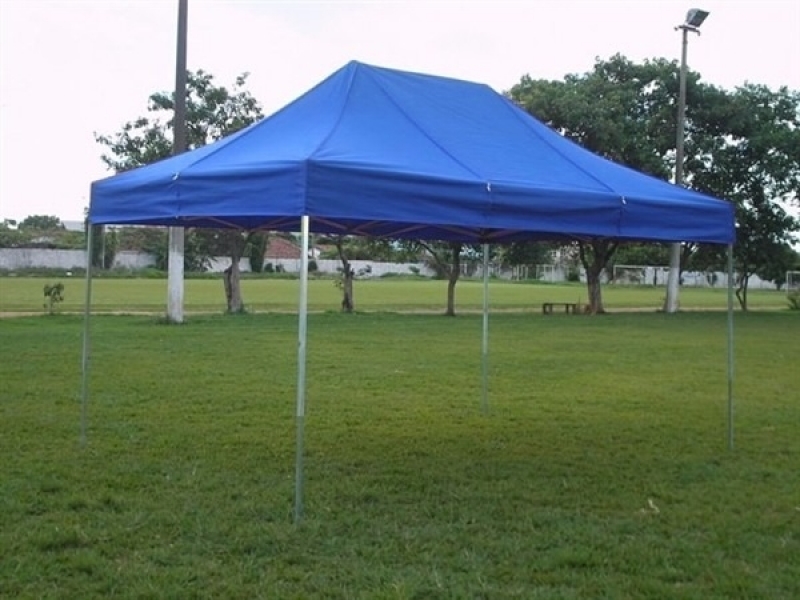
<box><xmin>90</xmin><ymin>61</ymin><xmax>734</xmax><ymax>244</ymax></box>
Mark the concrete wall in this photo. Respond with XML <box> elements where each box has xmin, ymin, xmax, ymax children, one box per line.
<box><xmin>0</xmin><ymin>249</ymin><xmax>780</xmax><ymax>289</ymax></box>
<box><xmin>0</xmin><ymin>249</ymin><xmax>156</xmax><ymax>271</ymax></box>
<box><xmin>0</xmin><ymin>249</ymin><xmax>435</xmax><ymax>278</ymax></box>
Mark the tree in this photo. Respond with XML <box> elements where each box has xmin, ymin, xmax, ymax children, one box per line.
<box><xmin>509</xmin><ymin>56</ymin><xmax>800</xmax><ymax>312</ymax></box>
<box><xmin>414</xmin><ymin>241</ymin><xmax>463</xmax><ymax>316</ymax></box>
<box><xmin>0</xmin><ymin>220</ymin><xmax>24</xmax><ymax>248</ymax></box>
<box><xmin>247</xmin><ymin>233</ymin><xmax>268</xmax><ymax>274</ymax></box>
<box><xmin>509</xmin><ymin>55</ymin><xmax>682</xmax><ymax>313</ymax></box>
<box><xmin>333</xmin><ymin>236</ymin><xmax>356</xmax><ymax>313</ymax></box>
<box><xmin>19</xmin><ymin>215</ymin><xmax>64</xmax><ymax>230</ymax></box>
<box><xmin>499</xmin><ymin>241</ymin><xmax>553</xmax><ymax>270</ymax></box>
<box><xmin>687</xmin><ymin>84</ymin><xmax>800</xmax><ymax>309</ymax></box>
<box><xmin>96</xmin><ymin>70</ymin><xmax>263</xmax><ymax>312</ymax></box>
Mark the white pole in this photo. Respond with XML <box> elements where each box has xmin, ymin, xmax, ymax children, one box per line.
<box><xmin>294</xmin><ymin>216</ymin><xmax>310</xmax><ymax>523</ymax></box>
<box><xmin>80</xmin><ymin>224</ymin><xmax>94</xmax><ymax>446</ymax></box>
<box><xmin>167</xmin><ymin>228</ymin><xmax>185</xmax><ymax>322</ymax></box>
<box><xmin>481</xmin><ymin>243</ymin><xmax>490</xmax><ymax>414</ymax></box>
<box><xmin>727</xmin><ymin>243</ymin><xmax>735</xmax><ymax>450</ymax></box>
<box><xmin>665</xmin><ymin>25</ymin><xmax>690</xmax><ymax>314</ymax></box>
<box><xmin>167</xmin><ymin>0</ymin><xmax>188</xmax><ymax>324</ymax></box>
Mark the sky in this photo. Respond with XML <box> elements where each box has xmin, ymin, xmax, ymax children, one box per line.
<box><xmin>1</xmin><ymin>0</ymin><xmax>799</xmax><ymax>223</ymax></box>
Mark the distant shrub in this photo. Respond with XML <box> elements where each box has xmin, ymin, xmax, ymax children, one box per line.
<box><xmin>788</xmin><ymin>292</ymin><xmax>800</xmax><ymax>311</ymax></box>
<box><xmin>43</xmin><ymin>282</ymin><xmax>65</xmax><ymax>315</ymax></box>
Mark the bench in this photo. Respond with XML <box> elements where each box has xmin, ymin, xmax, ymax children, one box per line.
<box><xmin>542</xmin><ymin>302</ymin><xmax>579</xmax><ymax>315</ymax></box>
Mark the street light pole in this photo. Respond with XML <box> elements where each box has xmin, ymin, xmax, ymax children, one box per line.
<box><xmin>664</xmin><ymin>8</ymin><xmax>708</xmax><ymax>313</ymax></box>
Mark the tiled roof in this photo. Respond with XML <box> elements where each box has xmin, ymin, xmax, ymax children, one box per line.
<box><xmin>265</xmin><ymin>236</ymin><xmax>301</xmax><ymax>259</ymax></box>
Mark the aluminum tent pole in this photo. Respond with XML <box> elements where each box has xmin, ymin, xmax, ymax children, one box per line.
<box><xmin>80</xmin><ymin>224</ymin><xmax>94</xmax><ymax>446</ymax></box>
<box><xmin>294</xmin><ymin>215</ymin><xmax>310</xmax><ymax>523</ymax></box>
<box><xmin>481</xmin><ymin>243</ymin><xmax>490</xmax><ymax>414</ymax></box>
<box><xmin>726</xmin><ymin>243</ymin><xmax>735</xmax><ymax>451</ymax></box>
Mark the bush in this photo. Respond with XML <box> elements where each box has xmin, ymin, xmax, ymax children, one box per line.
<box><xmin>43</xmin><ymin>282</ymin><xmax>65</xmax><ymax>314</ymax></box>
<box><xmin>788</xmin><ymin>292</ymin><xmax>800</xmax><ymax>311</ymax></box>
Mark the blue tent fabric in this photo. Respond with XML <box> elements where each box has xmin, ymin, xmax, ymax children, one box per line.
<box><xmin>90</xmin><ymin>61</ymin><xmax>735</xmax><ymax>244</ymax></box>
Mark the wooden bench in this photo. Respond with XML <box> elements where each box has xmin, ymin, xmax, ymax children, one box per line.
<box><xmin>542</xmin><ymin>302</ymin><xmax>579</xmax><ymax>315</ymax></box>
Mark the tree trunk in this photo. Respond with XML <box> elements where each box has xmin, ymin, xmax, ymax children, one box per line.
<box><xmin>586</xmin><ymin>269</ymin><xmax>604</xmax><ymax>314</ymax></box>
<box><xmin>579</xmin><ymin>240</ymin><xmax>618</xmax><ymax>315</ymax></box>
<box><xmin>735</xmin><ymin>272</ymin><xmax>749</xmax><ymax>311</ymax></box>
<box><xmin>341</xmin><ymin>268</ymin><xmax>354</xmax><ymax>313</ymax></box>
<box><xmin>444</xmin><ymin>243</ymin><xmax>461</xmax><ymax>316</ymax></box>
<box><xmin>223</xmin><ymin>255</ymin><xmax>245</xmax><ymax>313</ymax></box>
<box><xmin>336</xmin><ymin>238</ymin><xmax>355</xmax><ymax>313</ymax></box>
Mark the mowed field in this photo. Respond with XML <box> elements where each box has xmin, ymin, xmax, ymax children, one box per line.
<box><xmin>0</xmin><ymin>275</ymin><xmax>791</xmax><ymax>313</ymax></box>
<box><xmin>0</xmin><ymin>306</ymin><xmax>798</xmax><ymax>597</ymax></box>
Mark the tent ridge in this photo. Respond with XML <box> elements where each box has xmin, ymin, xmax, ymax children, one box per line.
<box><xmin>308</xmin><ymin>62</ymin><xmax>360</xmax><ymax>160</ymax></box>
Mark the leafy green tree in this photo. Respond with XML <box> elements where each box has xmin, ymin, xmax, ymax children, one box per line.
<box><xmin>0</xmin><ymin>220</ymin><xmax>24</xmax><ymax>248</ymax></box>
<box><xmin>96</xmin><ymin>70</ymin><xmax>263</xmax><ymax>312</ymax></box>
<box><xmin>756</xmin><ymin>243</ymin><xmax>798</xmax><ymax>291</ymax></box>
<box><xmin>247</xmin><ymin>233</ymin><xmax>268</xmax><ymax>273</ymax></box>
<box><xmin>509</xmin><ymin>56</ymin><xmax>800</xmax><ymax>312</ymax></box>
<box><xmin>333</xmin><ymin>236</ymin><xmax>356</xmax><ymax>313</ymax></box>
<box><xmin>509</xmin><ymin>55</ymin><xmax>682</xmax><ymax>313</ymax></box>
<box><xmin>611</xmin><ymin>243</ymin><xmax>671</xmax><ymax>269</ymax></box>
<box><xmin>688</xmin><ymin>84</ymin><xmax>800</xmax><ymax>309</ymax></box>
<box><xmin>19</xmin><ymin>215</ymin><xmax>64</xmax><ymax>230</ymax></box>
<box><xmin>498</xmin><ymin>242</ymin><xmax>553</xmax><ymax>269</ymax></box>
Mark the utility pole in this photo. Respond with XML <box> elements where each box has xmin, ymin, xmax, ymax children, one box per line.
<box><xmin>167</xmin><ymin>0</ymin><xmax>188</xmax><ymax>323</ymax></box>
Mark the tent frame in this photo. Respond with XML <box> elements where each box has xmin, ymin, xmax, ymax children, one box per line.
<box><xmin>78</xmin><ymin>225</ymin><xmax>737</xmax><ymax>523</ymax></box>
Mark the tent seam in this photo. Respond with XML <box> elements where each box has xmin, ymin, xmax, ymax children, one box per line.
<box><xmin>498</xmin><ymin>96</ymin><xmax>623</xmax><ymax>198</ymax></box>
<box><xmin>364</xmin><ymin>69</ymin><xmax>486</xmax><ymax>182</ymax></box>
<box><xmin>307</xmin><ymin>64</ymin><xmax>359</xmax><ymax>159</ymax></box>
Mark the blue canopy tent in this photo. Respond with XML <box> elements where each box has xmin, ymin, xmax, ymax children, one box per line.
<box><xmin>88</xmin><ymin>61</ymin><xmax>736</xmax><ymax>520</ymax></box>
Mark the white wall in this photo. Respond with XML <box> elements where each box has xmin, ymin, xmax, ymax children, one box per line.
<box><xmin>0</xmin><ymin>249</ymin><xmax>435</xmax><ymax>277</ymax></box>
<box><xmin>0</xmin><ymin>248</ymin><xmax>85</xmax><ymax>270</ymax></box>
<box><xmin>0</xmin><ymin>249</ymin><xmax>779</xmax><ymax>289</ymax></box>
<box><xmin>0</xmin><ymin>248</ymin><xmax>156</xmax><ymax>270</ymax></box>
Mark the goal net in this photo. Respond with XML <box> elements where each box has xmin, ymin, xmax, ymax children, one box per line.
<box><xmin>612</xmin><ymin>265</ymin><xmax>669</xmax><ymax>286</ymax></box>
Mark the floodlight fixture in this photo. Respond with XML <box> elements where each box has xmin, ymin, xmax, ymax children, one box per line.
<box><xmin>683</xmin><ymin>8</ymin><xmax>709</xmax><ymax>30</ymax></box>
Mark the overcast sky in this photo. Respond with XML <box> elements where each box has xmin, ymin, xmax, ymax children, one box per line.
<box><xmin>1</xmin><ymin>0</ymin><xmax>798</xmax><ymax>223</ymax></box>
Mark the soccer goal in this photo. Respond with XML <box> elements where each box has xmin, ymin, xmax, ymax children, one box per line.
<box><xmin>787</xmin><ymin>271</ymin><xmax>800</xmax><ymax>296</ymax></box>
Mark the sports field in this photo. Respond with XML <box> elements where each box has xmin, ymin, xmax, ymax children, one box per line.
<box><xmin>0</xmin><ymin>276</ymin><xmax>790</xmax><ymax>313</ymax></box>
<box><xmin>1</xmin><ymin>300</ymin><xmax>798</xmax><ymax>597</ymax></box>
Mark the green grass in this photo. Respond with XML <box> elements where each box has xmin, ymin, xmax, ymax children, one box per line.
<box><xmin>1</xmin><ymin>311</ymin><xmax>798</xmax><ymax>598</ymax></box>
<box><xmin>0</xmin><ymin>276</ymin><xmax>790</xmax><ymax>313</ymax></box>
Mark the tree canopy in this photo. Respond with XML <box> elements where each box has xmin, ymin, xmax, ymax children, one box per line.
<box><xmin>509</xmin><ymin>54</ymin><xmax>800</xmax><ymax>311</ymax></box>
<box><xmin>96</xmin><ymin>70</ymin><xmax>265</xmax><ymax>312</ymax></box>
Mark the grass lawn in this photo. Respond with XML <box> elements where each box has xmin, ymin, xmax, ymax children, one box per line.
<box><xmin>0</xmin><ymin>310</ymin><xmax>798</xmax><ymax>598</ymax></box>
<box><xmin>0</xmin><ymin>275</ymin><xmax>791</xmax><ymax>313</ymax></box>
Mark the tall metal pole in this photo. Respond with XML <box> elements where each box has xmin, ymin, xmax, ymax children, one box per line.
<box><xmin>80</xmin><ymin>225</ymin><xmax>94</xmax><ymax>446</ymax></box>
<box><xmin>294</xmin><ymin>216</ymin><xmax>311</xmax><ymax>523</ymax></box>
<box><xmin>167</xmin><ymin>0</ymin><xmax>188</xmax><ymax>323</ymax></box>
<box><xmin>481</xmin><ymin>243</ymin><xmax>490</xmax><ymax>414</ymax></box>
<box><xmin>664</xmin><ymin>26</ymin><xmax>690</xmax><ymax>314</ymax></box>
<box><xmin>726</xmin><ymin>243</ymin><xmax>735</xmax><ymax>450</ymax></box>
